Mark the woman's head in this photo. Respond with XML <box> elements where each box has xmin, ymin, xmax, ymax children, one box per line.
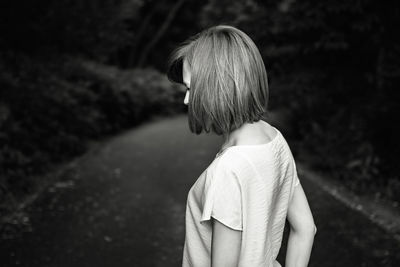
<box><xmin>167</xmin><ymin>25</ymin><xmax>269</xmax><ymax>135</ymax></box>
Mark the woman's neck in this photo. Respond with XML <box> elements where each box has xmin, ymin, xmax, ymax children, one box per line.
<box><xmin>222</xmin><ymin>121</ymin><xmax>263</xmax><ymax>147</ymax></box>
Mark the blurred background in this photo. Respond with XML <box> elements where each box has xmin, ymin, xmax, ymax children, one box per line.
<box><xmin>0</xmin><ymin>0</ymin><xmax>399</xmax><ymax>266</ymax></box>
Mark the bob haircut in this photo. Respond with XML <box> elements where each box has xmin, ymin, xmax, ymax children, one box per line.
<box><xmin>167</xmin><ymin>25</ymin><xmax>269</xmax><ymax>136</ymax></box>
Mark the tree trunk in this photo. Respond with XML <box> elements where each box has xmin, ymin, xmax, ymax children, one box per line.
<box><xmin>376</xmin><ymin>46</ymin><xmax>385</xmax><ymax>93</ymax></box>
<box><xmin>137</xmin><ymin>0</ymin><xmax>186</xmax><ymax>67</ymax></box>
<box><xmin>127</xmin><ymin>7</ymin><xmax>157</xmax><ymax>67</ymax></box>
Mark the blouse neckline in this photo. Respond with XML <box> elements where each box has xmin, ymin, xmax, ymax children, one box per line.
<box><xmin>215</xmin><ymin>126</ymin><xmax>281</xmax><ymax>158</ymax></box>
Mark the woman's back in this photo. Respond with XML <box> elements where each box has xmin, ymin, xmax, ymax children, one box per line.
<box><xmin>183</xmin><ymin>126</ymin><xmax>300</xmax><ymax>266</ymax></box>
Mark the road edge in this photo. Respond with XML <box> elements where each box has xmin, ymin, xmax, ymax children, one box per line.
<box><xmin>297</xmin><ymin>161</ymin><xmax>400</xmax><ymax>243</ymax></box>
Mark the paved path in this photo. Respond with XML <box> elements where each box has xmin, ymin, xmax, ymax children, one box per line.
<box><xmin>1</xmin><ymin>115</ymin><xmax>399</xmax><ymax>267</ymax></box>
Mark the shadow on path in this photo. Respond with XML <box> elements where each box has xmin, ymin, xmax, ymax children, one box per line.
<box><xmin>1</xmin><ymin>115</ymin><xmax>399</xmax><ymax>266</ymax></box>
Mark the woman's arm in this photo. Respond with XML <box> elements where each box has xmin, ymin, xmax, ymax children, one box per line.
<box><xmin>286</xmin><ymin>183</ymin><xmax>317</xmax><ymax>267</ymax></box>
<box><xmin>211</xmin><ymin>218</ymin><xmax>242</xmax><ymax>267</ymax></box>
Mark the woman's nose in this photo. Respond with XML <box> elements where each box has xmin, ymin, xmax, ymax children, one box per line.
<box><xmin>183</xmin><ymin>90</ymin><xmax>190</xmax><ymax>105</ymax></box>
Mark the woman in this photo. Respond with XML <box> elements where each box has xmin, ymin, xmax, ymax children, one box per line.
<box><xmin>167</xmin><ymin>25</ymin><xmax>316</xmax><ymax>267</ymax></box>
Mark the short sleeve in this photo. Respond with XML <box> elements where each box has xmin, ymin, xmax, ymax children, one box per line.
<box><xmin>200</xmin><ymin>160</ymin><xmax>243</xmax><ymax>231</ymax></box>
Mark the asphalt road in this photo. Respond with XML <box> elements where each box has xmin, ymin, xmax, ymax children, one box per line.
<box><xmin>1</xmin><ymin>115</ymin><xmax>399</xmax><ymax>267</ymax></box>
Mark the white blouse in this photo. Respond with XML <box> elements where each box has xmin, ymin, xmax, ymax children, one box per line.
<box><xmin>182</xmin><ymin>127</ymin><xmax>300</xmax><ymax>267</ymax></box>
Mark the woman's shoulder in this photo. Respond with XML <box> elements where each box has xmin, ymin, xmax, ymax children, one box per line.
<box><xmin>216</xmin><ymin>148</ymin><xmax>249</xmax><ymax>166</ymax></box>
<box><xmin>207</xmin><ymin>149</ymin><xmax>254</xmax><ymax>181</ymax></box>
<box><xmin>200</xmin><ymin>152</ymin><xmax>246</xmax><ymax>197</ymax></box>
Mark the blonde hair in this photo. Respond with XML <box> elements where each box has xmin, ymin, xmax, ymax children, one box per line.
<box><xmin>167</xmin><ymin>25</ymin><xmax>269</xmax><ymax>135</ymax></box>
